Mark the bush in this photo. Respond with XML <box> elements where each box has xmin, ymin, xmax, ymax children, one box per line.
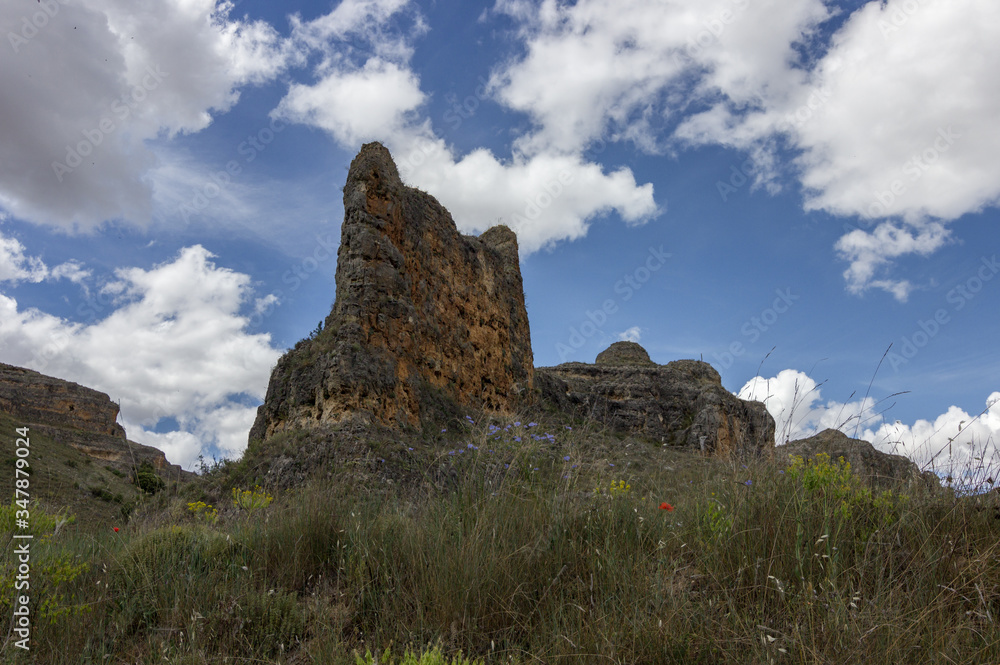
<box><xmin>133</xmin><ymin>461</ymin><xmax>165</xmax><ymax>495</ymax></box>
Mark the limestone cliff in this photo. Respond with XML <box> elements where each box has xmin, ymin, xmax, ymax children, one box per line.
<box><xmin>535</xmin><ymin>342</ymin><xmax>775</xmax><ymax>455</ymax></box>
<box><xmin>0</xmin><ymin>362</ymin><xmax>186</xmax><ymax>476</ymax></box>
<box><xmin>250</xmin><ymin>142</ymin><xmax>534</xmax><ymax>441</ymax></box>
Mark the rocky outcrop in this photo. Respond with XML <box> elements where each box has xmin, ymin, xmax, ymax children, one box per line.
<box><xmin>250</xmin><ymin>142</ymin><xmax>534</xmax><ymax>442</ymax></box>
<box><xmin>535</xmin><ymin>342</ymin><xmax>775</xmax><ymax>455</ymax></box>
<box><xmin>595</xmin><ymin>341</ymin><xmax>656</xmax><ymax>367</ymax></box>
<box><xmin>0</xmin><ymin>362</ymin><xmax>187</xmax><ymax>476</ymax></box>
<box><xmin>779</xmin><ymin>429</ymin><xmax>940</xmax><ymax>491</ymax></box>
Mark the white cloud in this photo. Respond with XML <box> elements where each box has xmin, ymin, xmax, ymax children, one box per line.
<box><xmin>672</xmin><ymin>0</ymin><xmax>1000</xmax><ymax>298</ymax></box>
<box><xmin>275</xmin><ymin>58</ymin><xmax>426</xmax><ymax>147</ymax></box>
<box><xmin>0</xmin><ymin>243</ymin><xmax>281</xmax><ymax>470</ymax></box>
<box><xmin>739</xmin><ymin>369</ymin><xmax>1000</xmax><ymax>491</ymax></box>
<box><xmin>0</xmin><ymin>229</ymin><xmax>91</xmax><ymax>285</ymax></box>
<box><xmin>273</xmin><ymin>1</ymin><xmax>660</xmax><ymax>254</ymax></box>
<box><xmin>493</xmin><ymin>0</ymin><xmax>828</xmax><ymax>157</ymax></box>
<box><xmin>0</xmin><ymin>233</ymin><xmax>48</xmax><ymax>283</ymax></box>
<box><xmin>834</xmin><ymin>221</ymin><xmax>950</xmax><ymax>301</ymax></box>
<box><xmin>391</xmin><ymin>135</ymin><xmax>657</xmax><ymax>253</ymax></box>
<box><xmin>617</xmin><ymin>326</ymin><xmax>642</xmax><ymax>343</ymax></box>
<box><xmin>490</xmin><ymin>0</ymin><xmax>1000</xmax><ymax>296</ymax></box>
<box><xmin>0</xmin><ymin>0</ymin><xmax>295</xmax><ymax>231</ymax></box>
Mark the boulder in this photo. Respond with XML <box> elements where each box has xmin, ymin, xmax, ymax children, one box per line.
<box><xmin>779</xmin><ymin>428</ymin><xmax>940</xmax><ymax>491</ymax></box>
<box><xmin>250</xmin><ymin>142</ymin><xmax>534</xmax><ymax>442</ymax></box>
<box><xmin>535</xmin><ymin>342</ymin><xmax>775</xmax><ymax>455</ymax></box>
<box><xmin>0</xmin><ymin>362</ymin><xmax>187</xmax><ymax>476</ymax></box>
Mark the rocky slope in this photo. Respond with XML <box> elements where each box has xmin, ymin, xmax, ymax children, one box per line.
<box><xmin>250</xmin><ymin>142</ymin><xmax>533</xmax><ymax>442</ymax></box>
<box><xmin>0</xmin><ymin>362</ymin><xmax>186</xmax><ymax>477</ymax></box>
<box><xmin>536</xmin><ymin>342</ymin><xmax>776</xmax><ymax>455</ymax></box>
<box><xmin>778</xmin><ymin>428</ymin><xmax>941</xmax><ymax>491</ymax></box>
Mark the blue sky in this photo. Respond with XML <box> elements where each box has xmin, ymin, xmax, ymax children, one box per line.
<box><xmin>1</xmin><ymin>0</ymin><xmax>998</xmax><ymax>482</ymax></box>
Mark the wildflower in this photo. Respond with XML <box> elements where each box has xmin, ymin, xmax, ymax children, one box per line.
<box><xmin>448</xmin><ymin>450</ymin><xmax>455</xmax><ymax>455</ymax></box>
<box><xmin>407</xmin><ymin>447</ymin><xmax>413</xmax><ymax>451</ymax></box>
<box><xmin>563</xmin><ymin>456</ymin><xmax>571</xmax><ymax>462</ymax></box>
<box><xmin>467</xmin><ymin>443</ymin><xmax>477</xmax><ymax>450</ymax></box>
<box><xmin>441</xmin><ymin>428</ymin><xmax>447</xmax><ymax>433</ymax></box>
<box><xmin>528</xmin><ymin>422</ymin><xmax>537</xmax><ymax>427</ymax></box>
<box><xmin>744</xmin><ymin>479</ymin><xmax>752</xmax><ymax>487</ymax></box>
<box><xmin>609</xmin><ymin>463</ymin><xmax>615</xmax><ymax>467</ymax></box>
<box><xmin>565</xmin><ymin>425</ymin><xmax>572</xmax><ymax>430</ymax></box>
<box><xmin>660</xmin><ymin>503</ymin><xmax>674</xmax><ymax>511</ymax></box>
<box><xmin>113</xmin><ymin>527</ymin><xmax>119</xmax><ymax>532</ymax></box>
<box><xmin>514</xmin><ymin>436</ymin><xmax>521</xmax><ymax>442</ymax></box>
<box><xmin>514</xmin><ymin>421</ymin><xmax>521</xmax><ymax>427</ymax></box>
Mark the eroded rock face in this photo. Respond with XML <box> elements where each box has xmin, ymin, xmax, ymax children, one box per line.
<box><xmin>535</xmin><ymin>343</ymin><xmax>775</xmax><ymax>455</ymax></box>
<box><xmin>0</xmin><ymin>363</ymin><xmax>186</xmax><ymax>475</ymax></box>
<box><xmin>250</xmin><ymin>142</ymin><xmax>534</xmax><ymax>441</ymax></box>
<box><xmin>779</xmin><ymin>429</ymin><xmax>940</xmax><ymax>491</ymax></box>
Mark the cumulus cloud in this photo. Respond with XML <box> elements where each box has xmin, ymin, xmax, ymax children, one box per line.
<box><xmin>0</xmin><ymin>0</ymin><xmax>296</xmax><ymax>231</ymax></box>
<box><xmin>739</xmin><ymin>369</ymin><xmax>1000</xmax><ymax>490</ymax></box>
<box><xmin>0</xmin><ymin>228</ymin><xmax>91</xmax><ymax>285</ymax></box>
<box><xmin>617</xmin><ymin>326</ymin><xmax>642</xmax><ymax>343</ymax></box>
<box><xmin>489</xmin><ymin>0</ymin><xmax>1000</xmax><ymax>296</ymax></box>
<box><xmin>272</xmin><ymin>0</ymin><xmax>659</xmax><ymax>254</ymax></box>
<box><xmin>493</xmin><ymin>0</ymin><xmax>828</xmax><ymax>157</ymax></box>
<box><xmin>672</xmin><ymin>0</ymin><xmax>1000</xmax><ymax>298</ymax></box>
<box><xmin>0</xmin><ymin>242</ymin><xmax>281</xmax><ymax>470</ymax></box>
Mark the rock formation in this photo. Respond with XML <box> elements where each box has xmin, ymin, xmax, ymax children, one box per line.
<box><xmin>535</xmin><ymin>342</ymin><xmax>775</xmax><ymax>455</ymax></box>
<box><xmin>0</xmin><ymin>362</ymin><xmax>186</xmax><ymax>475</ymax></box>
<box><xmin>779</xmin><ymin>428</ymin><xmax>940</xmax><ymax>491</ymax></box>
<box><xmin>250</xmin><ymin>142</ymin><xmax>534</xmax><ymax>442</ymax></box>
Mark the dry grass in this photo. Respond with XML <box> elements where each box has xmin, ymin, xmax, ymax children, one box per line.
<box><xmin>3</xmin><ymin>412</ymin><xmax>999</xmax><ymax>664</ymax></box>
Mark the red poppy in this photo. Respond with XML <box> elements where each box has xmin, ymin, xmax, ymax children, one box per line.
<box><xmin>113</xmin><ymin>527</ymin><xmax>119</xmax><ymax>532</ymax></box>
<box><xmin>660</xmin><ymin>503</ymin><xmax>674</xmax><ymax>511</ymax></box>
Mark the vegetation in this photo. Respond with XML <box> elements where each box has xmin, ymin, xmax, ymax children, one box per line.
<box><xmin>132</xmin><ymin>461</ymin><xmax>165</xmax><ymax>495</ymax></box>
<box><xmin>2</xmin><ymin>413</ymin><xmax>998</xmax><ymax>664</ymax></box>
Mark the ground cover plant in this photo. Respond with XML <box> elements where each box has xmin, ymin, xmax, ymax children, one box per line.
<box><xmin>2</xmin><ymin>412</ymin><xmax>998</xmax><ymax>664</ymax></box>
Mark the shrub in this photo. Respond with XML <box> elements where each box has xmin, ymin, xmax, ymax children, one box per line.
<box><xmin>133</xmin><ymin>461</ymin><xmax>165</xmax><ymax>495</ymax></box>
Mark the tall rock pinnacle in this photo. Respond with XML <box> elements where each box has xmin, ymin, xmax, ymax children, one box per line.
<box><xmin>250</xmin><ymin>142</ymin><xmax>534</xmax><ymax>442</ymax></box>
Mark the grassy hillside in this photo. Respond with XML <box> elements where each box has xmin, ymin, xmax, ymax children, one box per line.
<box><xmin>2</xmin><ymin>412</ymin><xmax>999</xmax><ymax>664</ymax></box>
<box><xmin>0</xmin><ymin>413</ymin><xmax>184</xmax><ymax>532</ymax></box>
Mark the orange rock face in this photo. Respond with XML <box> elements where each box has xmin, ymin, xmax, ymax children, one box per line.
<box><xmin>250</xmin><ymin>143</ymin><xmax>534</xmax><ymax>441</ymax></box>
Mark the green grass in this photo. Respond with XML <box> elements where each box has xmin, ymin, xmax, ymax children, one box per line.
<box><xmin>2</xmin><ymin>413</ymin><xmax>998</xmax><ymax>664</ymax></box>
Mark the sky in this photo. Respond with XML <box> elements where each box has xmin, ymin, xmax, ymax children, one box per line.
<box><xmin>1</xmin><ymin>0</ymin><xmax>998</xmax><ymax>486</ymax></box>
